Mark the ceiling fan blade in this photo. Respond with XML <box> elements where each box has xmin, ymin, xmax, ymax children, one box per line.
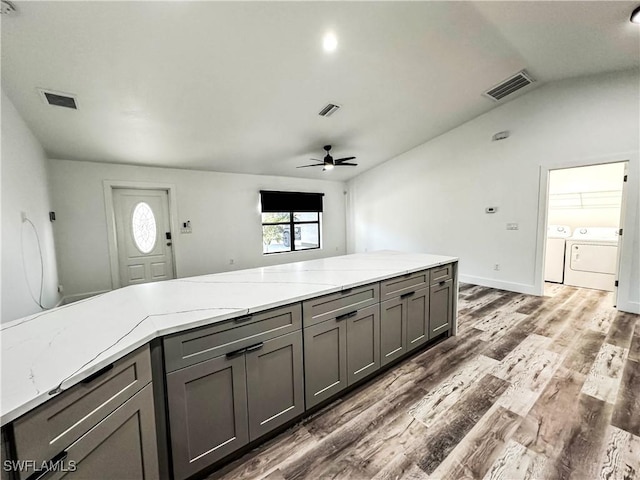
<box><xmin>336</xmin><ymin>162</ymin><xmax>358</xmax><ymax>166</ymax></box>
<box><xmin>297</xmin><ymin>164</ymin><xmax>325</xmax><ymax>168</ymax></box>
<box><xmin>334</xmin><ymin>157</ymin><xmax>356</xmax><ymax>163</ymax></box>
<box><xmin>309</xmin><ymin>158</ymin><xmax>324</xmax><ymax>162</ymax></box>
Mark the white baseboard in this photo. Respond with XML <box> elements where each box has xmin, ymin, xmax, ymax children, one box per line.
<box><xmin>62</xmin><ymin>290</ymin><xmax>111</xmax><ymax>305</ymax></box>
<box><xmin>458</xmin><ymin>275</ymin><xmax>538</xmax><ymax>296</ymax></box>
<box><xmin>616</xmin><ymin>300</ymin><xmax>640</xmax><ymax>315</ymax></box>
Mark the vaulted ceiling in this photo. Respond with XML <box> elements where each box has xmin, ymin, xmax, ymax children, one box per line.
<box><xmin>2</xmin><ymin>1</ymin><xmax>639</xmax><ymax>181</ymax></box>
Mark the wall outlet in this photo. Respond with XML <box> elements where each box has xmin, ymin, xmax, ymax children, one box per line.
<box><xmin>180</xmin><ymin>227</ymin><xmax>192</xmax><ymax>234</ymax></box>
<box><xmin>494</xmin><ymin>264</ymin><xmax>500</xmax><ymax>271</ymax></box>
<box><xmin>506</xmin><ymin>223</ymin><xmax>519</xmax><ymax>230</ymax></box>
<box><xmin>57</xmin><ymin>284</ymin><xmax>64</xmax><ymax>294</ymax></box>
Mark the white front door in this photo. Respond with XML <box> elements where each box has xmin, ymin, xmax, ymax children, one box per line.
<box><xmin>112</xmin><ymin>188</ymin><xmax>175</xmax><ymax>287</ymax></box>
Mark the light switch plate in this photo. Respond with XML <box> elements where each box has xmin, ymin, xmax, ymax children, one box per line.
<box><xmin>506</xmin><ymin>223</ymin><xmax>519</xmax><ymax>230</ymax></box>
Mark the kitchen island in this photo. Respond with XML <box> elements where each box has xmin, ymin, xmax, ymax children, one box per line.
<box><xmin>1</xmin><ymin>251</ymin><xmax>458</xmax><ymax>479</ymax></box>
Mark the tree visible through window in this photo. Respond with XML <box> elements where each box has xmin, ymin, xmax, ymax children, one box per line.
<box><xmin>260</xmin><ymin>191</ymin><xmax>323</xmax><ymax>254</ymax></box>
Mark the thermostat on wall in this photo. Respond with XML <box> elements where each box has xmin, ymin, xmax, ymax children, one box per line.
<box><xmin>485</xmin><ymin>207</ymin><xmax>498</xmax><ymax>214</ymax></box>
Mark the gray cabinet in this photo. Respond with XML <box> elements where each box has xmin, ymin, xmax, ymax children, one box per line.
<box><xmin>304</xmin><ymin>303</ymin><xmax>380</xmax><ymax>408</ymax></box>
<box><xmin>246</xmin><ymin>331</ymin><xmax>304</xmax><ymax>440</ymax></box>
<box><xmin>165</xmin><ymin>305</ymin><xmax>304</xmax><ymax>480</ymax></box>
<box><xmin>406</xmin><ymin>288</ymin><xmax>429</xmax><ymax>350</ymax></box>
<box><xmin>380</xmin><ymin>296</ymin><xmax>406</xmax><ymax>366</ymax></box>
<box><xmin>1</xmin><ymin>428</ymin><xmax>11</xmax><ymax>480</ymax></box>
<box><xmin>166</xmin><ymin>353</ymin><xmax>249</xmax><ymax>480</ymax></box>
<box><xmin>429</xmin><ymin>278</ymin><xmax>454</xmax><ymax>338</ymax></box>
<box><xmin>380</xmin><ymin>270</ymin><xmax>430</xmax><ymax>365</ymax></box>
<box><xmin>346</xmin><ymin>304</ymin><xmax>380</xmax><ymax>386</ymax></box>
<box><xmin>380</xmin><ymin>286</ymin><xmax>429</xmax><ymax>366</ymax></box>
<box><xmin>45</xmin><ymin>384</ymin><xmax>159</xmax><ymax>480</ymax></box>
<box><xmin>12</xmin><ymin>346</ymin><xmax>156</xmax><ymax>480</ymax></box>
<box><xmin>303</xmin><ymin>317</ymin><xmax>348</xmax><ymax>408</ymax></box>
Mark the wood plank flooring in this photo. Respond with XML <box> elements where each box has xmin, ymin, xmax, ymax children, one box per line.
<box><xmin>209</xmin><ymin>284</ymin><xmax>640</xmax><ymax>480</ymax></box>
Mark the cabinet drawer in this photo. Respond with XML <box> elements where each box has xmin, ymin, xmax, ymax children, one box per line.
<box><xmin>380</xmin><ymin>270</ymin><xmax>428</xmax><ymax>301</ymax></box>
<box><xmin>430</xmin><ymin>263</ymin><xmax>453</xmax><ymax>284</ymax></box>
<box><xmin>13</xmin><ymin>345</ymin><xmax>152</xmax><ymax>476</ymax></box>
<box><xmin>45</xmin><ymin>384</ymin><xmax>159</xmax><ymax>480</ymax></box>
<box><xmin>303</xmin><ymin>283</ymin><xmax>379</xmax><ymax>327</ymax></box>
<box><xmin>164</xmin><ymin>304</ymin><xmax>302</xmax><ymax>372</ymax></box>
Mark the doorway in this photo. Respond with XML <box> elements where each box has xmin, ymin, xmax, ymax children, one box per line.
<box><xmin>111</xmin><ymin>188</ymin><xmax>176</xmax><ymax>287</ymax></box>
<box><xmin>542</xmin><ymin>161</ymin><xmax>627</xmax><ymax>304</ymax></box>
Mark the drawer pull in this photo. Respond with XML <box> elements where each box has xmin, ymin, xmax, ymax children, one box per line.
<box><xmin>439</xmin><ymin>280</ymin><xmax>446</xmax><ymax>286</ymax></box>
<box><xmin>401</xmin><ymin>291</ymin><xmax>415</xmax><ymax>299</ymax></box>
<box><xmin>80</xmin><ymin>364</ymin><xmax>113</xmax><ymax>384</ymax></box>
<box><xmin>245</xmin><ymin>342</ymin><xmax>264</xmax><ymax>352</ymax></box>
<box><xmin>234</xmin><ymin>314</ymin><xmax>253</xmax><ymax>323</ymax></box>
<box><xmin>340</xmin><ymin>288</ymin><xmax>353</xmax><ymax>295</ymax></box>
<box><xmin>25</xmin><ymin>451</ymin><xmax>68</xmax><ymax>480</ymax></box>
<box><xmin>336</xmin><ymin>311</ymin><xmax>358</xmax><ymax>321</ymax></box>
<box><xmin>225</xmin><ymin>347</ymin><xmax>247</xmax><ymax>359</ymax></box>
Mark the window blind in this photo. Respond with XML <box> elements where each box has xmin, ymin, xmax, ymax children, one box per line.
<box><xmin>260</xmin><ymin>191</ymin><xmax>324</xmax><ymax>213</ymax></box>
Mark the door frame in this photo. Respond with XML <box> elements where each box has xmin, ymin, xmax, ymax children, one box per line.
<box><xmin>534</xmin><ymin>151</ymin><xmax>638</xmax><ymax>313</ymax></box>
<box><xmin>103</xmin><ymin>180</ymin><xmax>179</xmax><ymax>289</ymax></box>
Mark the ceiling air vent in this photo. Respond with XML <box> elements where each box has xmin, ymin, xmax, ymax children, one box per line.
<box><xmin>318</xmin><ymin>103</ymin><xmax>341</xmax><ymax>117</ymax></box>
<box><xmin>38</xmin><ymin>89</ymin><xmax>78</xmax><ymax>110</ymax></box>
<box><xmin>483</xmin><ymin>70</ymin><xmax>535</xmax><ymax>101</ymax></box>
<box><xmin>0</xmin><ymin>0</ymin><xmax>17</xmax><ymax>15</ymax></box>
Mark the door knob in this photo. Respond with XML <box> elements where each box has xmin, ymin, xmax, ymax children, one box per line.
<box><xmin>167</xmin><ymin>242</ymin><xmax>172</xmax><ymax>246</ymax></box>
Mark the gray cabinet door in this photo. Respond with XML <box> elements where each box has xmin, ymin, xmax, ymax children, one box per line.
<box><xmin>167</xmin><ymin>354</ymin><xmax>249</xmax><ymax>480</ymax></box>
<box><xmin>303</xmin><ymin>318</ymin><xmax>348</xmax><ymax>408</ymax></box>
<box><xmin>346</xmin><ymin>304</ymin><xmax>380</xmax><ymax>385</ymax></box>
<box><xmin>406</xmin><ymin>287</ymin><xmax>429</xmax><ymax>352</ymax></box>
<box><xmin>429</xmin><ymin>279</ymin><xmax>453</xmax><ymax>338</ymax></box>
<box><xmin>246</xmin><ymin>331</ymin><xmax>304</xmax><ymax>441</ymax></box>
<box><xmin>380</xmin><ymin>296</ymin><xmax>406</xmax><ymax>366</ymax></box>
<box><xmin>46</xmin><ymin>383</ymin><xmax>159</xmax><ymax>480</ymax></box>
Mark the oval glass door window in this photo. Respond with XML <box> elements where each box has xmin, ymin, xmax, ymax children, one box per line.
<box><xmin>131</xmin><ymin>202</ymin><xmax>157</xmax><ymax>253</ymax></box>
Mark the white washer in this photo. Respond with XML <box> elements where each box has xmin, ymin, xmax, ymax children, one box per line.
<box><xmin>564</xmin><ymin>227</ymin><xmax>619</xmax><ymax>291</ymax></box>
<box><xmin>544</xmin><ymin>225</ymin><xmax>572</xmax><ymax>283</ymax></box>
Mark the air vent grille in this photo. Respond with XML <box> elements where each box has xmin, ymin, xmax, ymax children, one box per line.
<box><xmin>318</xmin><ymin>103</ymin><xmax>341</xmax><ymax>117</ymax></box>
<box><xmin>38</xmin><ymin>89</ymin><xmax>78</xmax><ymax>109</ymax></box>
<box><xmin>484</xmin><ymin>70</ymin><xmax>534</xmax><ymax>101</ymax></box>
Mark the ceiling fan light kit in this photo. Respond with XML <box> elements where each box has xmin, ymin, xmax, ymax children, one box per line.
<box><xmin>297</xmin><ymin>145</ymin><xmax>358</xmax><ymax>171</ymax></box>
<box><xmin>631</xmin><ymin>5</ymin><xmax>640</xmax><ymax>23</ymax></box>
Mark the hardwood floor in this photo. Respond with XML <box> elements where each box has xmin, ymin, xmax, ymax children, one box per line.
<box><xmin>209</xmin><ymin>284</ymin><xmax>640</xmax><ymax>480</ymax></box>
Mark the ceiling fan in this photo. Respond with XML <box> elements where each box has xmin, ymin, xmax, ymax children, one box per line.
<box><xmin>297</xmin><ymin>145</ymin><xmax>357</xmax><ymax>171</ymax></box>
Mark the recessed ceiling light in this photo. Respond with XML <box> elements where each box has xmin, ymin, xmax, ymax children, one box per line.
<box><xmin>323</xmin><ymin>32</ymin><xmax>338</xmax><ymax>52</ymax></box>
<box><xmin>631</xmin><ymin>5</ymin><xmax>640</xmax><ymax>24</ymax></box>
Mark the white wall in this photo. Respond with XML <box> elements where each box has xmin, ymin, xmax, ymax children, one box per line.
<box><xmin>1</xmin><ymin>90</ymin><xmax>61</xmax><ymax>322</ymax></box>
<box><xmin>347</xmin><ymin>70</ymin><xmax>640</xmax><ymax>313</ymax></box>
<box><xmin>547</xmin><ymin>162</ymin><xmax>625</xmax><ymax>232</ymax></box>
<box><xmin>49</xmin><ymin>159</ymin><xmax>347</xmax><ymax>299</ymax></box>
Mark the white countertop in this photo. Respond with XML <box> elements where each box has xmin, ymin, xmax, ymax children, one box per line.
<box><xmin>0</xmin><ymin>251</ymin><xmax>457</xmax><ymax>426</ymax></box>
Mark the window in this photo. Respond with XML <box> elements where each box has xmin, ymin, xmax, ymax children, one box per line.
<box><xmin>260</xmin><ymin>191</ymin><xmax>323</xmax><ymax>254</ymax></box>
<box><xmin>131</xmin><ymin>202</ymin><xmax>157</xmax><ymax>253</ymax></box>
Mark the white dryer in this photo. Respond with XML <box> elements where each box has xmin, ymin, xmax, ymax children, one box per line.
<box><xmin>564</xmin><ymin>227</ymin><xmax>619</xmax><ymax>291</ymax></box>
<box><xmin>544</xmin><ymin>225</ymin><xmax>572</xmax><ymax>283</ymax></box>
